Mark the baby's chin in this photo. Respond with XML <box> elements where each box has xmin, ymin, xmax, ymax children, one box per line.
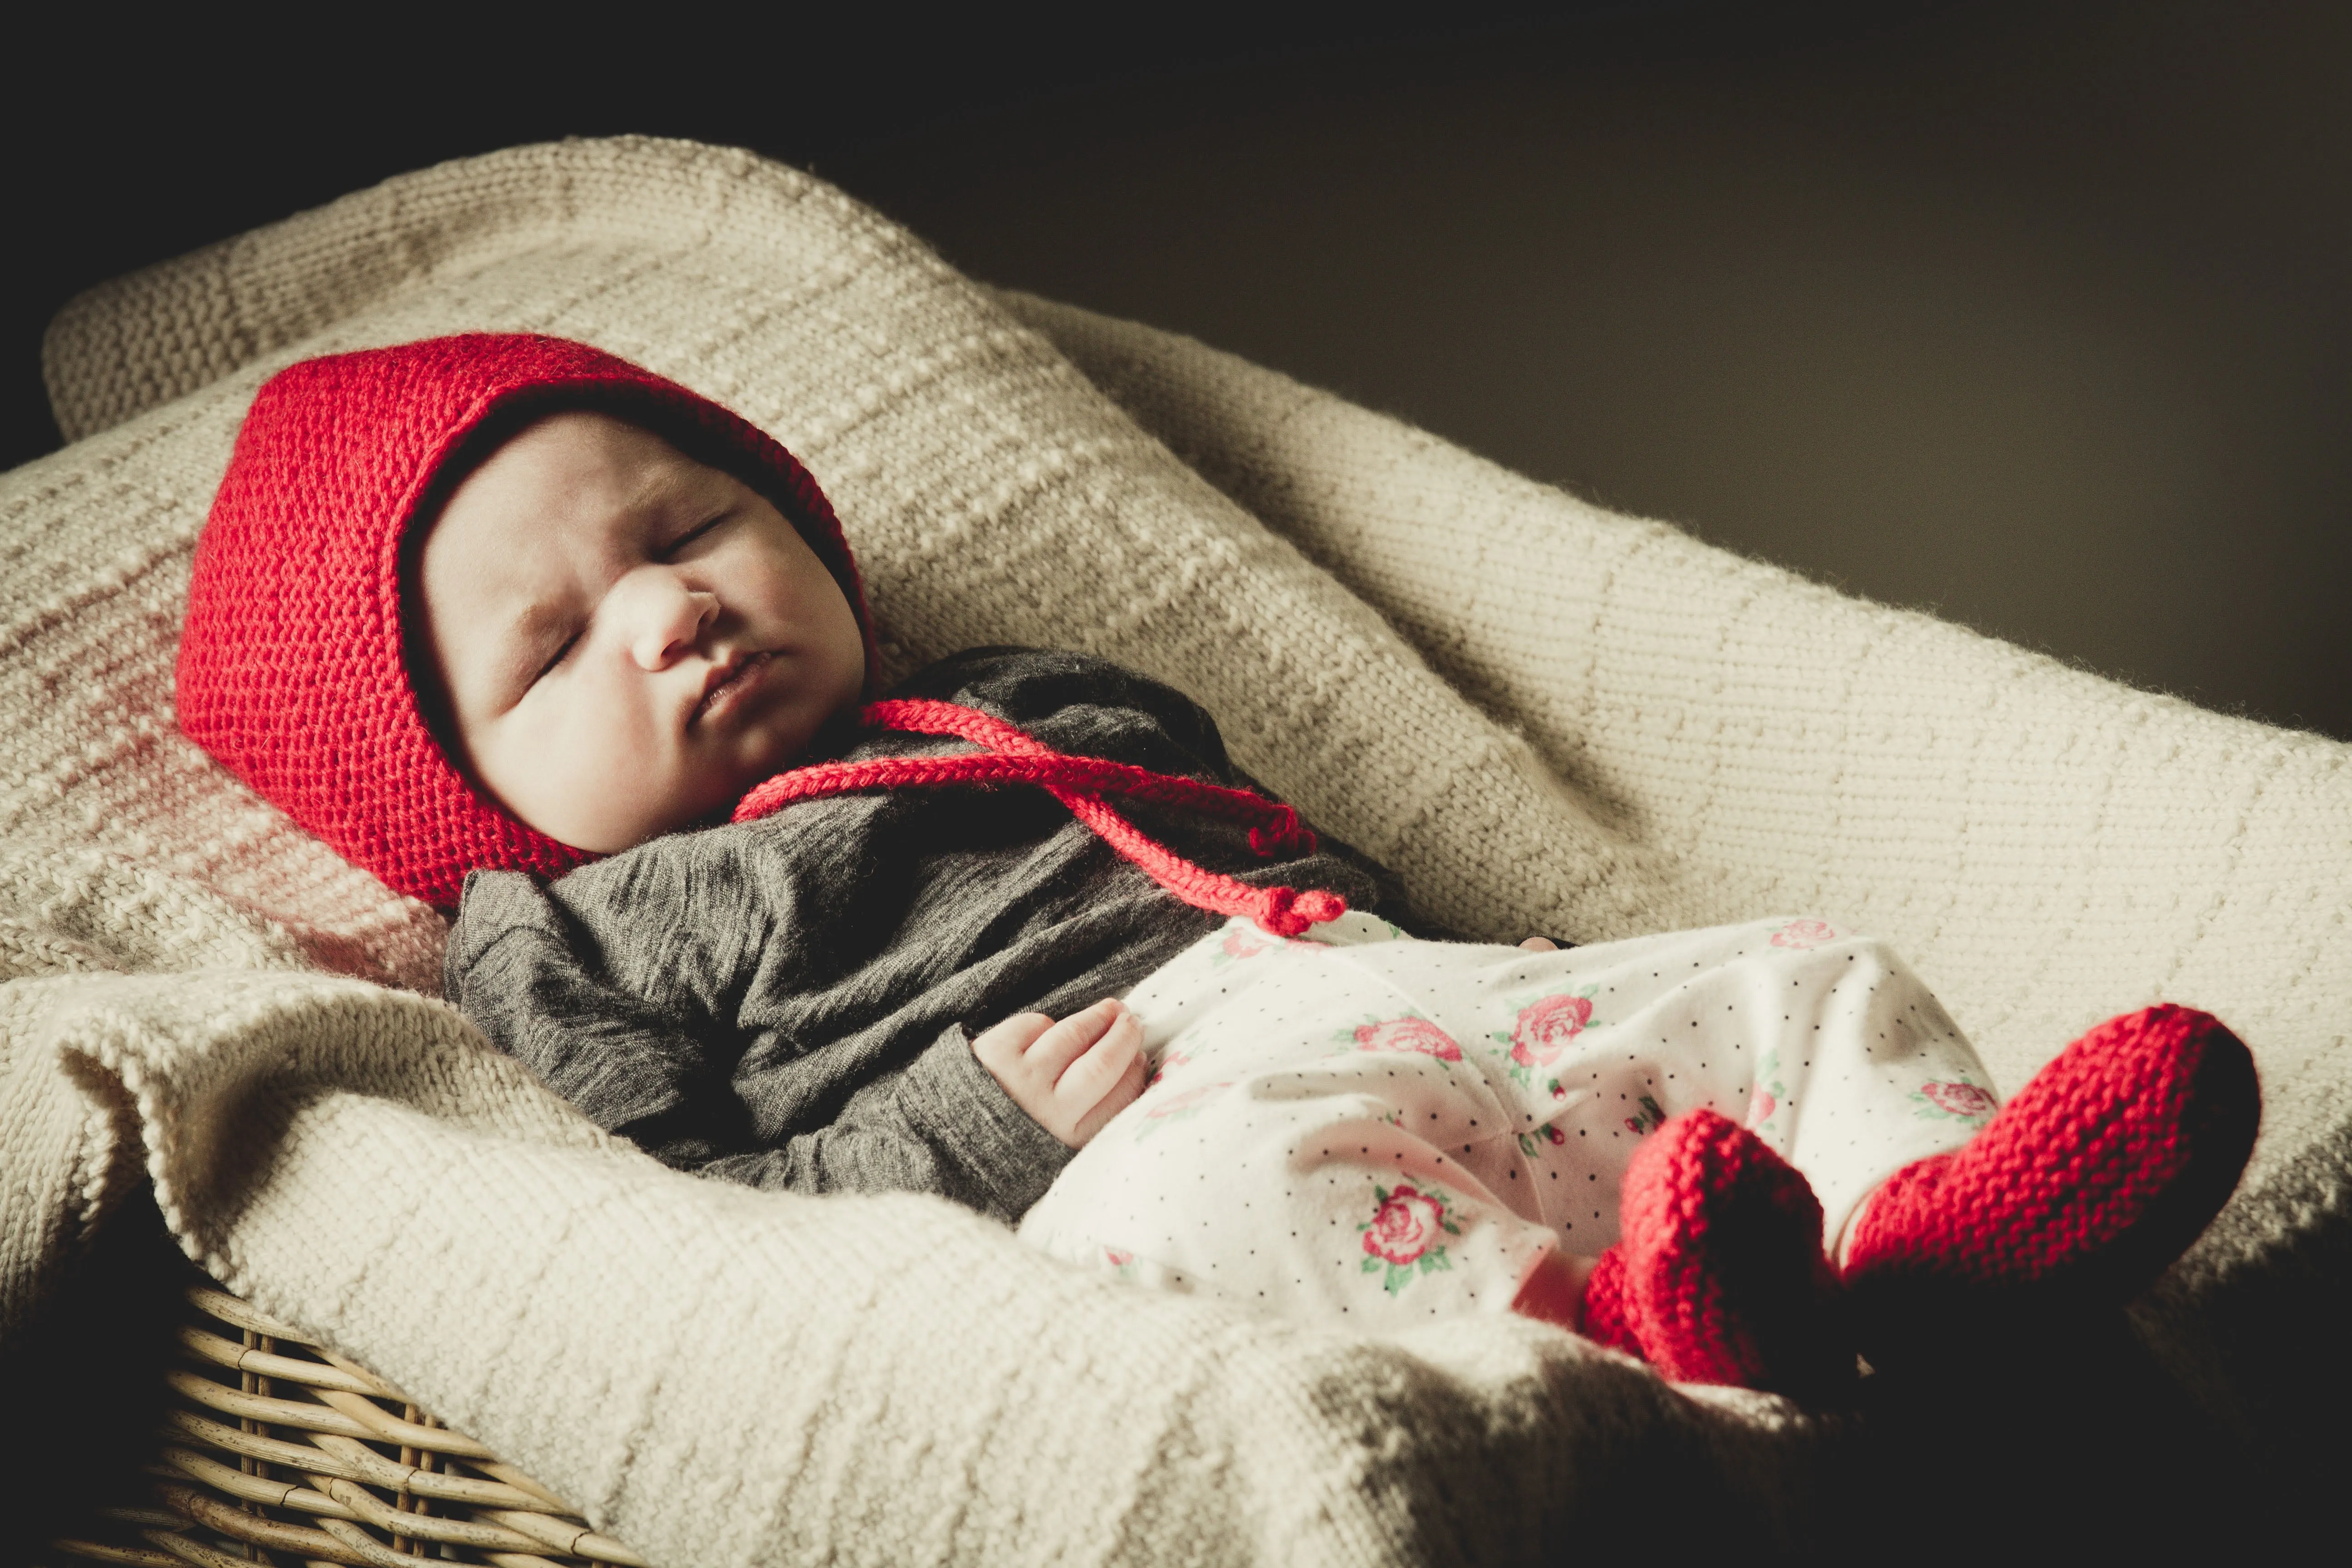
<box><xmin>540</xmin><ymin>706</ymin><xmax>858</xmax><ymax>852</ymax></box>
<box><xmin>520</xmin><ymin>765</ymin><xmax>749</xmax><ymax>853</ymax></box>
<box><xmin>726</xmin><ymin>697</ymin><xmax>862</xmax><ymax>784</ymax></box>
<box><xmin>660</xmin><ymin>724</ymin><xmax>850</xmax><ymax>838</ymax></box>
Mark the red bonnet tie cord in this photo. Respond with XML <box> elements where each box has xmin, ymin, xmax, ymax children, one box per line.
<box><xmin>732</xmin><ymin>698</ymin><xmax>1349</xmax><ymax>937</ymax></box>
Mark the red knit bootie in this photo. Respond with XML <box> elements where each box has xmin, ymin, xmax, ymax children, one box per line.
<box><xmin>1573</xmin><ymin>1248</ymin><xmax>1645</xmax><ymax>1357</ymax></box>
<box><xmin>1842</xmin><ymin>1004</ymin><xmax>2259</xmax><ymax>1355</ymax></box>
<box><xmin>1581</xmin><ymin>1109</ymin><xmax>1853</xmax><ymax>1400</ymax></box>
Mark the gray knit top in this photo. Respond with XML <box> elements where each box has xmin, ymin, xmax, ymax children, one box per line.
<box><xmin>445</xmin><ymin>647</ymin><xmax>1421</xmax><ymax>1224</ymax></box>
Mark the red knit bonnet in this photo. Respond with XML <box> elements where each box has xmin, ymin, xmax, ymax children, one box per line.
<box><xmin>177</xmin><ymin>333</ymin><xmax>878</xmax><ymax>910</ymax></box>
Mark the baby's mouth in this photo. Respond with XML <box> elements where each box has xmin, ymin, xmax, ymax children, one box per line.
<box><xmin>693</xmin><ymin>651</ymin><xmax>774</xmax><ymax>726</ymax></box>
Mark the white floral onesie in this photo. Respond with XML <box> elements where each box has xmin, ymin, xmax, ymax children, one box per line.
<box><xmin>1018</xmin><ymin>913</ymin><xmax>1999</xmax><ymax>1328</ymax></box>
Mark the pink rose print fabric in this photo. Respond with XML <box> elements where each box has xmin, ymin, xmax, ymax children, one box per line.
<box><xmin>1018</xmin><ymin>912</ymin><xmax>1998</xmax><ymax>1329</ymax></box>
<box><xmin>1509</xmin><ymin>995</ymin><xmax>1591</xmax><ymax>1068</ymax></box>
<box><xmin>1131</xmin><ymin>1079</ymin><xmax>1231</xmax><ymax>1140</ymax></box>
<box><xmin>1912</xmin><ymin>1079</ymin><xmax>1998</xmax><ymax>1122</ymax></box>
<box><xmin>1349</xmin><ymin>1015</ymin><xmax>1463</xmax><ymax>1061</ymax></box>
<box><xmin>1211</xmin><ymin>926</ymin><xmax>1286</xmax><ymax>968</ymax></box>
<box><xmin>1359</xmin><ymin>1182</ymin><xmax>1462</xmax><ymax>1294</ymax></box>
<box><xmin>1623</xmin><ymin>1094</ymin><xmax>1667</xmax><ymax>1136</ymax></box>
<box><xmin>1223</xmin><ymin>927</ymin><xmax>1273</xmax><ymax>960</ymax></box>
<box><xmin>1746</xmin><ymin>1049</ymin><xmax>1788</xmax><ymax>1132</ymax></box>
<box><xmin>1490</xmin><ymin>989</ymin><xmax>1597</xmax><ymax>1093</ymax></box>
<box><xmin>1770</xmin><ymin>918</ymin><xmax>1840</xmax><ymax>951</ymax></box>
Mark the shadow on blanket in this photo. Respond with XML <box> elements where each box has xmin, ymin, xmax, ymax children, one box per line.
<box><xmin>2</xmin><ymin>1212</ymin><xmax>2276</xmax><ymax>1565</ymax></box>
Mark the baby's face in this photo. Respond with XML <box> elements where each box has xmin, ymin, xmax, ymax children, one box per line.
<box><xmin>417</xmin><ymin>411</ymin><xmax>866</xmax><ymax>852</ymax></box>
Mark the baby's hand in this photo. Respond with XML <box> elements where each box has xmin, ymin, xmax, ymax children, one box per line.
<box><xmin>1519</xmin><ymin>936</ymin><xmax>1560</xmax><ymax>952</ymax></box>
<box><xmin>971</xmin><ymin>998</ymin><xmax>1148</xmax><ymax>1148</ymax></box>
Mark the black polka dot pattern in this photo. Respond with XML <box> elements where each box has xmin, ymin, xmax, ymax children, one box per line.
<box><xmin>1020</xmin><ymin>913</ymin><xmax>1995</xmax><ymax>1329</ymax></box>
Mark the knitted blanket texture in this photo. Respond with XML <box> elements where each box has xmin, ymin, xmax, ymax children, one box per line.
<box><xmin>3</xmin><ymin>136</ymin><xmax>2345</xmax><ymax>1561</ymax></box>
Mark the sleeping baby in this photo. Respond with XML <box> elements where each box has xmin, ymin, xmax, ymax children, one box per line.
<box><xmin>176</xmin><ymin>333</ymin><xmax>2259</xmax><ymax>1399</ymax></box>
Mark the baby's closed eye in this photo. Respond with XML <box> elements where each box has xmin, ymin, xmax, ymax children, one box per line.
<box><xmin>532</xmin><ymin>630</ymin><xmax>582</xmax><ymax>682</ymax></box>
<box><xmin>660</xmin><ymin>510</ymin><xmax>729</xmax><ymax>560</ymax></box>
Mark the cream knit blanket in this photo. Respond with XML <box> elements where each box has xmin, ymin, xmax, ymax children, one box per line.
<box><xmin>4</xmin><ymin>136</ymin><xmax>2344</xmax><ymax>1560</ymax></box>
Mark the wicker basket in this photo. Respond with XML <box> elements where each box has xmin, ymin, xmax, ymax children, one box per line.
<box><xmin>45</xmin><ymin>1282</ymin><xmax>644</xmax><ymax>1568</ymax></box>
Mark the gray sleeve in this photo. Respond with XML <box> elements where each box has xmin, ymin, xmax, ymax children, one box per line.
<box><xmin>897</xmin><ymin>1023</ymin><xmax>1077</xmax><ymax>1221</ymax></box>
<box><xmin>449</xmin><ymin>870</ymin><xmax>734</xmax><ymax>1149</ymax></box>
<box><xmin>451</xmin><ymin>871</ymin><xmax>1071</xmax><ymax>1220</ymax></box>
<box><xmin>696</xmin><ymin>1024</ymin><xmax>1074</xmax><ymax>1225</ymax></box>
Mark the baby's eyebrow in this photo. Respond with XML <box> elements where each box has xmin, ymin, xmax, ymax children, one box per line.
<box><xmin>619</xmin><ymin>452</ymin><xmax>710</xmax><ymax>514</ymax></box>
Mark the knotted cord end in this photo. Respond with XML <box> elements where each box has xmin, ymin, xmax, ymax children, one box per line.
<box><xmin>1257</xmin><ymin>886</ymin><xmax>1348</xmax><ymax>937</ymax></box>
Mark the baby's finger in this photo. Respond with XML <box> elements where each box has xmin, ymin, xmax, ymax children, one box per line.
<box><xmin>1071</xmin><ymin>1065</ymin><xmax>1147</xmax><ymax>1146</ymax></box>
<box><xmin>1058</xmin><ymin>1004</ymin><xmax>1142</xmax><ymax>1099</ymax></box>
<box><xmin>1025</xmin><ymin>997</ymin><xmax>1122</xmax><ymax>1081</ymax></box>
<box><xmin>971</xmin><ymin>1011</ymin><xmax>1056</xmax><ymax>1076</ymax></box>
<box><xmin>1519</xmin><ymin>936</ymin><xmax>1558</xmax><ymax>952</ymax></box>
<box><xmin>1068</xmin><ymin>1017</ymin><xmax>1149</xmax><ymax>1145</ymax></box>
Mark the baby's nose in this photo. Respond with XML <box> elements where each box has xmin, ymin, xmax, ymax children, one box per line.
<box><xmin>618</xmin><ymin>569</ymin><xmax>717</xmax><ymax>670</ymax></box>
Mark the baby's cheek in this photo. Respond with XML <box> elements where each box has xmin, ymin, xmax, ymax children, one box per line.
<box><xmin>480</xmin><ymin>697</ymin><xmax>691</xmax><ymax>852</ymax></box>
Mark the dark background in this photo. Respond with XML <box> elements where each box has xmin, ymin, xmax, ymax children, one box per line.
<box><xmin>8</xmin><ymin>0</ymin><xmax>2347</xmax><ymax>742</ymax></box>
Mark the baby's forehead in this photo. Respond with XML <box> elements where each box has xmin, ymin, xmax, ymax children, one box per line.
<box><xmin>430</xmin><ymin>410</ymin><xmax>721</xmax><ymax>541</ymax></box>
<box><xmin>471</xmin><ymin>408</ymin><xmax>702</xmax><ymax>490</ymax></box>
